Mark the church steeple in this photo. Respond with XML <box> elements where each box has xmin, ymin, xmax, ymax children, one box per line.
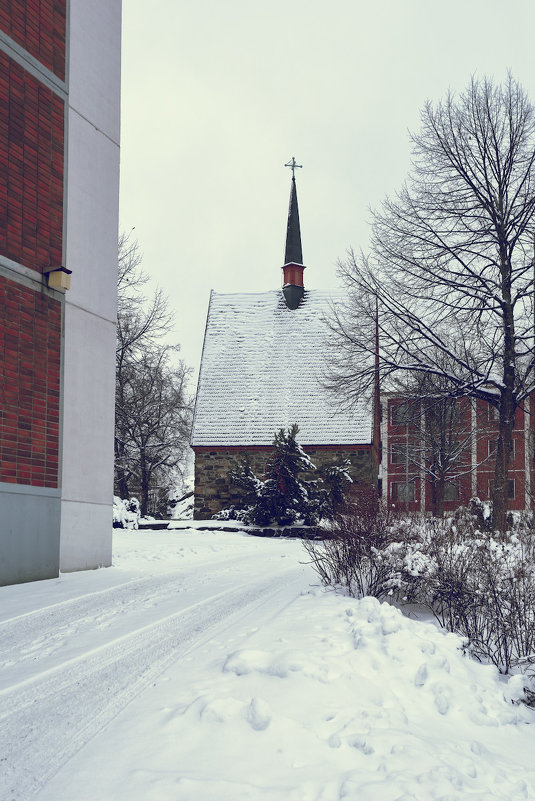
<box><xmin>284</xmin><ymin>172</ymin><xmax>303</xmax><ymax>265</ymax></box>
<box><xmin>282</xmin><ymin>157</ymin><xmax>306</xmax><ymax>309</ymax></box>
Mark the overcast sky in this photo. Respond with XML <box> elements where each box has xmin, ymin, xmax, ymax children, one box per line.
<box><xmin>120</xmin><ymin>0</ymin><xmax>535</xmax><ymax>380</ymax></box>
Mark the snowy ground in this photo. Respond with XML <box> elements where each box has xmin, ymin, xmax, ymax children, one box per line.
<box><xmin>1</xmin><ymin>529</ymin><xmax>535</xmax><ymax>801</ymax></box>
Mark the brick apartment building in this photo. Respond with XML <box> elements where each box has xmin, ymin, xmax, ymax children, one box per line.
<box><xmin>381</xmin><ymin>394</ymin><xmax>533</xmax><ymax>514</ymax></box>
<box><xmin>0</xmin><ymin>2</ymin><xmax>121</xmax><ymax>584</ymax></box>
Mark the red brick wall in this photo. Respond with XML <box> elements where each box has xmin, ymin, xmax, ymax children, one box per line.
<box><xmin>0</xmin><ymin>52</ymin><xmax>64</xmax><ymax>273</ymax></box>
<box><xmin>475</xmin><ymin>400</ymin><xmax>526</xmax><ymax>511</ymax></box>
<box><xmin>385</xmin><ymin>396</ymin><xmax>530</xmax><ymax>512</ymax></box>
<box><xmin>0</xmin><ymin>274</ymin><xmax>61</xmax><ymax>487</ymax></box>
<box><xmin>0</xmin><ymin>1</ymin><xmax>66</xmax><ymax>80</ymax></box>
<box><xmin>386</xmin><ymin>399</ymin><xmax>423</xmax><ymax>512</ymax></box>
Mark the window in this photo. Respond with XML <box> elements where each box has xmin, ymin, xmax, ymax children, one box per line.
<box><xmin>390</xmin><ymin>443</ymin><xmax>414</xmax><ymax>464</ymax></box>
<box><xmin>488</xmin><ymin>479</ymin><xmax>515</xmax><ymax>500</ymax></box>
<box><xmin>487</xmin><ymin>404</ymin><xmax>499</xmax><ymax>422</ymax></box>
<box><xmin>390</xmin><ymin>402</ymin><xmax>414</xmax><ymax>426</ymax></box>
<box><xmin>443</xmin><ymin>481</ymin><xmax>460</xmax><ymax>502</ymax></box>
<box><xmin>391</xmin><ymin>481</ymin><xmax>415</xmax><ymax>503</ymax></box>
<box><xmin>488</xmin><ymin>439</ymin><xmax>515</xmax><ymax>458</ymax></box>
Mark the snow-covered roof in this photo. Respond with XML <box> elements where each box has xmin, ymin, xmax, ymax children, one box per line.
<box><xmin>191</xmin><ymin>289</ymin><xmax>371</xmax><ymax>447</ymax></box>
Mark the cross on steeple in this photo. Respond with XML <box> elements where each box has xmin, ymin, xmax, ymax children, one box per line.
<box><xmin>284</xmin><ymin>156</ymin><xmax>302</xmax><ymax>179</ymax></box>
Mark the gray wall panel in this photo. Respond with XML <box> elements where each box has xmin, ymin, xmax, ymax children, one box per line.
<box><xmin>0</xmin><ymin>490</ymin><xmax>61</xmax><ymax>586</ymax></box>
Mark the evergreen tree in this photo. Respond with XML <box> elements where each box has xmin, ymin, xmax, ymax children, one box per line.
<box><xmin>222</xmin><ymin>425</ymin><xmax>351</xmax><ymax>526</ymax></box>
<box><xmin>261</xmin><ymin>425</ymin><xmax>316</xmax><ymax>524</ymax></box>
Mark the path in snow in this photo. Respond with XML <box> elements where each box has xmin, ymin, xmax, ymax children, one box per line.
<box><xmin>0</xmin><ymin>551</ymin><xmax>269</xmax><ymax>683</ymax></box>
<box><xmin>2</xmin><ymin>530</ymin><xmax>535</xmax><ymax>801</ymax></box>
<box><xmin>0</xmin><ymin>533</ymin><xmax>310</xmax><ymax>801</ymax></box>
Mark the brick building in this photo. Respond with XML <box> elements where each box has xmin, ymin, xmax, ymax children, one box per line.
<box><xmin>381</xmin><ymin>394</ymin><xmax>533</xmax><ymax>514</ymax></box>
<box><xmin>1</xmin><ymin>2</ymin><xmax>121</xmax><ymax>584</ymax></box>
<box><xmin>191</xmin><ymin>169</ymin><xmax>377</xmax><ymax>518</ymax></box>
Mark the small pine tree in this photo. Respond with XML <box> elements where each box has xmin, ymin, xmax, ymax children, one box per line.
<box><xmin>218</xmin><ymin>456</ymin><xmax>265</xmax><ymax>523</ymax></box>
<box><xmin>262</xmin><ymin>425</ymin><xmax>316</xmax><ymax>524</ymax></box>
<box><xmin>218</xmin><ymin>425</ymin><xmax>352</xmax><ymax>526</ymax></box>
<box><xmin>228</xmin><ymin>455</ymin><xmax>261</xmax><ymax>507</ymax></box>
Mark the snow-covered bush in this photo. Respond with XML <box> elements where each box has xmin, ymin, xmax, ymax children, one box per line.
<box><xmin>317</xmin><ymin>460</ymin><xmax>353</xmax><ymax>518</ymax></box>
<box><xmin>304</xmin><ymin>491</ymin><xmax>420</xmax><ymax>598</ymax></box>
<box><xmin>305</xmin><ymin>501</ymin><xmax>535</xmax><ymax>694</ymax></box>
<box><xmin>416</xmin><ymin>516</ymin><xmax>535</xmax><ymax>677</ymax></box>
<box><xmin>215</xmin><ymin>425</ymin><xmax>353</xmax><ymax>527</ymax></box>
<box><xmin>113</xmin><ymin>496</ymin><xmax>140</xmax><ymax>529</ymax></box>
<box><xmin>167</xmin><ymin>490</ymin><xmax>194</xmax><ymax>520</ymax></box>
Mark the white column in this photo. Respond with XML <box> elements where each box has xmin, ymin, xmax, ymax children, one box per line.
<box><xmin>60</xmin><ymin>0</ymin><xmax>121</xmax><ymax>571</ymax></box>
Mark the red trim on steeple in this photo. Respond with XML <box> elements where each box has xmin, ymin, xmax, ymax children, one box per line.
<box><xmin>282</xmin><ymin>262</ymin><xmax>306</xmax><ymax>288</ymax></box>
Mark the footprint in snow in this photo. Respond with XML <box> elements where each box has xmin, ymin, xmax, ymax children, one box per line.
<box><xmin>414</xmin><ymin>663</ymin><xmax>428</xmax><ymax>687</ymax></box>
<box><xmin>349</xmin><ymin>734</ymin><xmax>374</xmax><ymax>755</ymax></box>
<box><xmin>434</xmin><ymin>690</ymin><xmax>450</xmax><ymax>715</ymax></box>
<box><xmin>470</xmin><ymin>740</ymin><xmax>488</xmax><ymax>757</ymax></box>
<box><xmin>328</xmin><ymin>733</ymin><xmax>342</xmax><ymax>748</ymax></box>
<box><xmin>246</xmin><ymin>697</ymin><xmax>271</xmax><ymax>731</ymax></box>
<box><xmin>420</xmin><ymin>639</ymin><xmax>436</xmax><ymax>655</ymax></box>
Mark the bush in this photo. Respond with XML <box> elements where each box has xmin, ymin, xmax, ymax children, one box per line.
<box><xmin>317</xmin><ymin>460</ymin><xmax>353</xmax><ymax>518</ymax></box>
<box><xmin>305</xmin><ymin>499</ymin><xmax>535</xmax><ymax>697</ymax></box>
<box><xmin>113</xmin><ymin>496</ymin><xmax>140</xmax><ymax>529</ymax></box>
<box><xmin>420</xmin><ymin>517</ymin><xmax>535</xmax><ymax>677</ymax></box>
<box><xmin>304</xmin><ymin>490</ymin><xmax>422</xmax><ymax>598</ymax></box>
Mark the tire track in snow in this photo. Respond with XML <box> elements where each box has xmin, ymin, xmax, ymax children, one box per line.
<box><xmin>0</xmin><ymin>566</ymin><xmax>305</xmax><ymax>801</ymax></box>
<box><xmin>0</xmin><ymin>553</ymin><xmax>264</xmax><ymax>675</ymax></box>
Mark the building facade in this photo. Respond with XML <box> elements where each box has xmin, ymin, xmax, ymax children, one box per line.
<box><xmin>0</xmin><ymin>2</ymin><xmax>121</xmax><ymax>584</ymax></box>
<box><xmin>381</xmin><ymin>394</ymin><xmax>533</xmax><ymax>514</ymax></box>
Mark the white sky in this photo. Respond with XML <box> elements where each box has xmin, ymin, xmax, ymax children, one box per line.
<box><xmin>120</xmin><ymin>0</ymin><xmax>535</xmax><ymax>379</ymax></box>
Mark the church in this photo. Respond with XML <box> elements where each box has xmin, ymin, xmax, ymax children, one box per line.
<box><xmin>191</xmin><ymin>161</ymin><xmax>377</xmax><ymax>519</ymax></box>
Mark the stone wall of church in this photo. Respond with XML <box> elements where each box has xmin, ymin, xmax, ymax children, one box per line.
<box><xmin>193</xmin><ymin>445</ymin><xmax>376</xmax><ymax>519</ymax></box>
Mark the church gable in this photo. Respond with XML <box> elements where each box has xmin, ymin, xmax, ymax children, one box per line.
<box><xmin>191</xmin><ymin>289</ymin><xmax>371</xmax><ymax>448</ymax></box>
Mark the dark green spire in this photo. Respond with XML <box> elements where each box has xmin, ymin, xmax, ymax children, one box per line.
<box><xmin>284</xmin><ymin>175</ymin><xmax>303</xmax><ymax>265</ymax></box>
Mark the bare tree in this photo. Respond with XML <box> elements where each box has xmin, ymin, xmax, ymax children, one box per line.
<box><xmin>115</xmin><ymin>232</ymin><xmax>192</xmax><ymax>514</ymax></box>
<box><xmin>389</xmin><ymin>373</ymin><xmax>486</xmax><ymax>517</ymax></box>
<box><xmin>115</xmin><ymin>344</ymin><xmax>192</xmax><ymax>516</ymax></box>
<box><xmin>420</xmin><ymin>397</ymin><xmax>472</xmax><ymax>517</ymax></box>
<box><xmin>329</xmin><ymin>76</ymin><xmax>535</xmax><ymax>530</ymax></box>
<box><xmin>116</xmin><ymin>231</ymin><xmax>174</xmax><ymax>369</ymax></box>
